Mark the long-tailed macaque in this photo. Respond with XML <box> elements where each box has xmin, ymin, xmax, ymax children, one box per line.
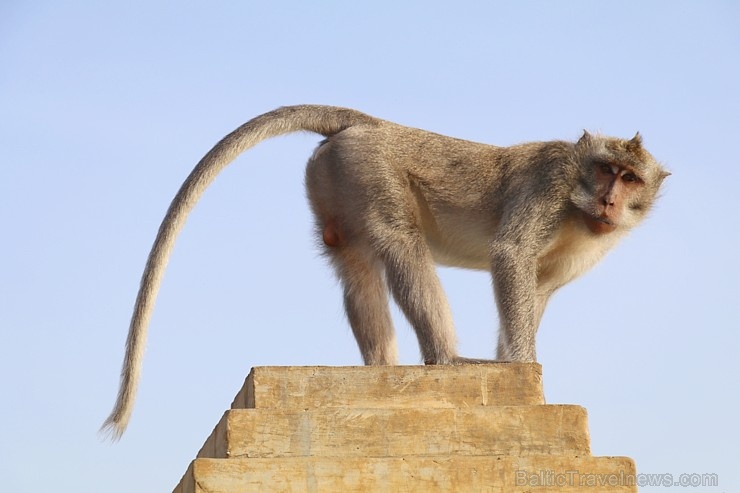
<box><xmin>103</xmin><ymin>105</ymin><xmax>669</xmax><ymax>439</ymax></box>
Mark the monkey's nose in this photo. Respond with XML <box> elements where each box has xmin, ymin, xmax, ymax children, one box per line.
<box><xmin>601</xmin><ymin>196</ymin><xmax>615</xmax><ymax>207</ymax></box>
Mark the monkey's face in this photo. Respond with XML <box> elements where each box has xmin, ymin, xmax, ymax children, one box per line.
<box><xmin>581</xmin><ymin>161</ymin><xmax>641</xmax><ymax>234</ymax></box>
<box><xmin>573</xmin><ymin>132</ymin><xmax>669</xmax><ymax>234</ymax></box>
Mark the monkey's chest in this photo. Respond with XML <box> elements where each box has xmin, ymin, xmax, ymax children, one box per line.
<box><xmin>536</xmin><ymin>222</ymin><xmax>617</xmax><ymax>291</ymax></box>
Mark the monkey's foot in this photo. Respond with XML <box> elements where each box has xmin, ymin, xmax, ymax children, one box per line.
<box><xmin>452</xmin><ymin>356</ymin><xmax>502</xmax><ymax>365</ymax></box>
<box><xmin>424</xmin><ymin>356</ymin><xmax>502</xmax><ymax>365</ymax></box>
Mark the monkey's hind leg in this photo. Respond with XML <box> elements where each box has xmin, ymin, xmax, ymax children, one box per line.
<box><xmin>328</xmin><ymin>241</ymin><xmax>399</xmax><ymax>366</ymax></box>
<box><xmin>370</xmin><ymin>214</ymin><xmax>498</xmax><ymax>365</ymax></box>
<box><xmin>369</xmin><ymin>224</ymin><xmax>459</xmax><ymax>365</ymax></box>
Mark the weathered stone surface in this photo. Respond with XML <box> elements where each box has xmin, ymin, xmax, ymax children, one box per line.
<box><xmin>172</xmin><ymin>365</ymin><xmax>635</xmax><ymax>492</ymax></box>
<box><xmin>230</xmin><ymin>364</ymin><xmax>544</xmax><ymax>410</ymax></box>
<box><xmin>174</xmin><ymin>455</ymin><xmax>637</xmax><ymax>493</ymax></box>
<box><xmin>197</xmin><ymin>406</ymin><xmax>590</xmax><ymax>459</ymax></box>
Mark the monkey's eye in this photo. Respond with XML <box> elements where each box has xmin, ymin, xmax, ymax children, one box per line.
<box><xmin>622</xmin><ymin>172</ymin><xmax>638</xmax><ymax>183</ymax></box>
<box><xmin>598</xmin><ymin>162</ymin><xmax>614</xmax><ymax>175</ymax></box>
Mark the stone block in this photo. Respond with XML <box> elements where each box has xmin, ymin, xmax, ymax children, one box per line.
<box><xmin>174</xmin><ymin>455</ymin><xmax>637</xmax><ymax>493</ymax></box>
<box><xmin>197</xmin><ymin>405</ymin><xmax>589</xmax><ymax>459</ymax></box>
<box><xmin>230</xmin><ymin>364</ymin><xmax>543</xmax><ymax>410</ymax></box>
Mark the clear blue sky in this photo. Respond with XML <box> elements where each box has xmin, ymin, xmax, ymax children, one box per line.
<box><xmin>2</xmin><ymin>2</ymin><xmax>738</xmax><ymax>492</ymax></box>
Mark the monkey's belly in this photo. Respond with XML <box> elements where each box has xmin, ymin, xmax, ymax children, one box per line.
<box><xmin>419</xmin><ymin>209</ymin><xmax>493</xmax><ymax>270</ymax></box>
<box><xmin>432</xmin><ymin>249</ymin><xmax>491</xmax><ymax>270</ymax></box>
<box><xmin>426</xmin><ymin>230</ymin><xmax>492</xmax><ymax>271</ymax></box>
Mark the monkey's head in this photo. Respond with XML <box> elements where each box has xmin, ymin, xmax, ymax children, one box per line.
<box><xmin>571</xmin><ymin>131</ymin><xmax>669</xmax><ymax>235</ymax></box>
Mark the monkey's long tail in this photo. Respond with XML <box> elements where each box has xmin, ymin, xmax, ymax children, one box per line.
<box><xmin>101</xmin><ymin>105</ymin><xmax>380</xmax><ymax>440</ymax></box>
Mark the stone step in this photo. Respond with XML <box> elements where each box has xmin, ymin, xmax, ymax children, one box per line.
<box><xmin>197</xmin><ymin>406</ymin><xmax>590</xmax><ymax>459</ymax></box>
<box><xmin>230</xmin><ymin>364</ymin><xmax>543</xmax><ymax>410</ymax></box>
<box><xmin>174</xmin><ymin>456</ymin><xmax>637</xmax><ymax>493</ymax></box>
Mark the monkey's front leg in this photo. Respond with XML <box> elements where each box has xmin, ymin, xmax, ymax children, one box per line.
<box><xmin>491</xmin><ymin>243</ymin><xmax>539</xmax><ymax>362</ymax></box>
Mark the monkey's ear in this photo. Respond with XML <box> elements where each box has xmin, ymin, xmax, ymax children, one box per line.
<box><xmin>577</xmin><ymin>130</ymin><xmax>592</xmax><ymax>146</ymax></box>
<box><xmin>627</xmin><ymin>132</ymin><xmax>643</xmax><ymax>151</ymax></box>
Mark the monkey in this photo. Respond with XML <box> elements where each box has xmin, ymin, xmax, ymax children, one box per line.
<box><xmin>102</xmin><ymin>105</ymin><xmax>669</xmax><ymax>439</ymax></box>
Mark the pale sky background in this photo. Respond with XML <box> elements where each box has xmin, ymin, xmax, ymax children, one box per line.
<box><xmin>1</xmin><ymin>2</ymin><xmax>738</xmax><ymax>492</ymax></box>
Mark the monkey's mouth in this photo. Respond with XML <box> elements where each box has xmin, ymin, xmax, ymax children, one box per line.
<box><xmin>582</xmin><ymin>211</ymin><xmax>617</xmax><ymax>234</ymax></box>
<box><xmin>591</xmin><ymin>215</ymin><xmax>612</xmax><ymax>225</ymax></box>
